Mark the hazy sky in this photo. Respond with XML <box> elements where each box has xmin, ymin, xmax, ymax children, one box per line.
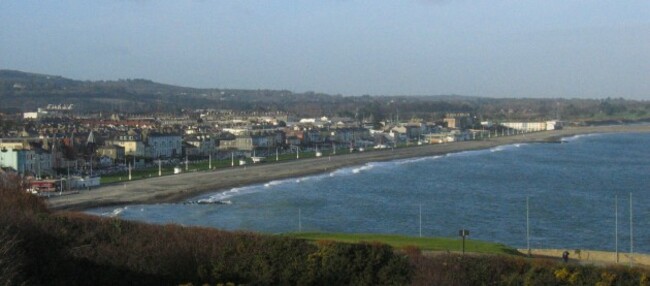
<box><xmin>1</xmin><ymin>1</ymin><xmax>649</xmax><ymax>99</ymax></box>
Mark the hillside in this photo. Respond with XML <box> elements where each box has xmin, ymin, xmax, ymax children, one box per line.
<box><xmin>1</xmin><ymin>69</ymin><xmax>649</xmax><ymax>122</ymax></box>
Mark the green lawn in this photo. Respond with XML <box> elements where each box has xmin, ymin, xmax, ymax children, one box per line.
<box><xmin>286</xmin><ymin>232</ymin><xmax>522</xmax><ymax>255</ymax></box>
<box><xmin>100</xmin><ymin>148</ymin><xmax>367</xmax><ymax>184</ymax></box>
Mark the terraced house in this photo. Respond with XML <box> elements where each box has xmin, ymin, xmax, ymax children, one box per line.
<box><xmin>146</xmin><ymin>132</ymin><xmax>182</xmax><ymax>158</ymax></box>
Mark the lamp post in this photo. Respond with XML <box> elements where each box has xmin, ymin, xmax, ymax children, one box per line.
<box><xmin>419</xmin><ymin>204</ymin><xmax>422</xmax><ymax>238</ymax></box>
<box><xmin>459</xmin><ymin>229</ymin><xmax>469</xmax><ymax>254</ymax></box>
<box><xmin>630</xmin><ymin>192</ymin><xmax>634</xmax><ymax>265</ymax></box>
<box><xmin>298</xmin><ymin>208</ymin><xmax>302</xmax><ymax>233</ymax></box>
<box><xmin>527</xmin><ymin>196</ymin><xmax>530</xmax><ymax>256</ymax></box>
<box><xmin>615</xmin><ymin>195</ymin><xmax>618</xmax><ymax>263</ymax></box>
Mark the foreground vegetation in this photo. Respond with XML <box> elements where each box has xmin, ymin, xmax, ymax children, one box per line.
<box><xmin>1</xmin><ymin>175</ymin><xmax>410</xmax><ymax>285</ymax></box>
<box><xmin>2</xmin><ymin>174</ymin><xmax>650</xmax><ymax>285</ymax></box>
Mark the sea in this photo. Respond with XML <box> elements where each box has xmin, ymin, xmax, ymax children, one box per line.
<box><xmin>88</xmin><ymin>132</ymin><xmax>650</xmax><ymax>253</ymax></box>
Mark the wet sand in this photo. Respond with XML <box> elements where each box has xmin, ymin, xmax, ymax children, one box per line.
<box><xmin>47</xmin><ymin>124</ymin><xmax>650</xmax><ymax>211</ymax></box>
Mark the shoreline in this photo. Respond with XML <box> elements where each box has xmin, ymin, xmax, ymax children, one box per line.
<box><xmin>47</xmin><ymin>124</ymin><xmax>650</xmax><ymax>211</ymax></box>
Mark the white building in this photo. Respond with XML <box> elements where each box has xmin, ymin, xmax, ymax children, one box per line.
<box><xmin>501</xmin><ymin>121</ymin><xmax>560</xmax><ymax>131</ymax></box>
<box><xmin>147</xmin><ymin>133</ymin><xmax>182</xmax><ymax>158</ymax></box>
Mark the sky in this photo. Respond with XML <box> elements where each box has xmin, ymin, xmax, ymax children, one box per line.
<box><xmin>1</xmin><ymin>1</ymin><xmax>649</xmax><ymax>99</ymax></box>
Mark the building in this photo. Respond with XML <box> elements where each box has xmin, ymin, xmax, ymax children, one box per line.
<box><xmin>229</xmin><ymin>135</ymin><xmax>254</xmax><ymax>151</ymax></box>
<box><xmin>147</xmin><ymin>133</ymin><xmax>182</xmax><ymax>158</ymax></box>
<box><xmin>96</xmin><ymin>145</ymin><xmax>126</xmax><ymax>161</ymax></box>
<box><xmin>500</xmin><ymin>121</ymin><xmax>562</xmax><ymax>131</ymax></box>
<box><xmin>443</xmin><ymin>113</ymin><xmax>473</xmax><ymax>130</ymax></box>
<box><xmin>0</xmin><ymin>147</ymin><xmax>53</xmax><ymax>177</ymax></box>
<box><xmin>185</xmin><ymin>135</ymin><xmax>216</xmax><ymax>156</ymax></box>
<box><xmin>106</xmin><ymin>134</ymin><xmax>146</xmax><ymax>158</ymax></box>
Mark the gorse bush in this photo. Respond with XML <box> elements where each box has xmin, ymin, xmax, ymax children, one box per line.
<box><xmin>0</xmin><ymin>175</ymin><xmax>412</xmax><ymax>285</ymax></box>
<box><xmin>0</xmin><ymin>225</ymin><xmax>24</xmax><ymax>286</ymax></box>
<box><xmin>304</xmin><ymin>240</ymin><xmax>412</xmax><ymax>285</ymax></box>
<box><xmin>408</xmin><ymin>252</ymin><xmax>650</xmax><ymax>286</ymax></box>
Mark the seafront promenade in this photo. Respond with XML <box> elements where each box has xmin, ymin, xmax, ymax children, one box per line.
<box><xmin>47</xmin><ymin>124</ymin><xmax>650</xmax><ymax>211</ymax></box>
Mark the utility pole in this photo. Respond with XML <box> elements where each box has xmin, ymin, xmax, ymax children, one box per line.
<box><xmin>419</xmin><ymin>204</ymin><xmax>422</xmax><ymax>238</ymax></box>
<box><xmin>615</xmin><ymin>195</ymin><xmax>619</xmax><ymax>263</ymax></box>
<box><xmin>459</xmin><ymin>229</ymin><xmax>469</xmax><ymax>254</ymax></box>
<box><xmin>630</xmin><ymin>192</ymin><xmax>633</xmax><ymax>264</ymax></box>
<box><xmin>527</xmin><ymin>196</ymin><xmax>530</xmax><ymax>256</ymax></box>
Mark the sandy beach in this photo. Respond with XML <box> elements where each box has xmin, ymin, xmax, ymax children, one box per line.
<box><xmin>47</xmin><ymin>124</ymin><xmax>650</xmax><ymax>211</ymax></box>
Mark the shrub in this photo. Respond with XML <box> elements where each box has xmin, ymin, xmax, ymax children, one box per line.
<box><xmin>0</xmin><ymin>226</ymin><xmax>25</xmax><ymax>285</ymax></box>
<box><xmin>304</xmin><ymin>240</ymin><xmax>412</xmax><ymax>285</ymax></box>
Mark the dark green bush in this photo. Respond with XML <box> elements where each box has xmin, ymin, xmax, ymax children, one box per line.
<box><xmin>0</xmin><ymin>176</ymin><xmax>412</xmax><ymax>285</ymax></box>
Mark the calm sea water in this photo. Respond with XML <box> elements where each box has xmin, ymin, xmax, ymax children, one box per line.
<box><xmin>89</xmin><ymin>132</ymin><xmax>650</xmax><ymax>253</ymax></box>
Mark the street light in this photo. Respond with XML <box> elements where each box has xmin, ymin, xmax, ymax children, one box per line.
<box><xmin>459</xmin><ymin>229</ymin><xmax>470</xmax><ymax>254</ymax></box>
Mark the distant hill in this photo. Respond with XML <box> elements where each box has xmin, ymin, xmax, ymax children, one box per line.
<box><xmin>0</xmin><ymin>70</ymin><xmax>354</xmax><ymax>115</ymax></box>
<box><xmin>2</xmin><ymin>69</ymin><xmax>648</xmax><ymax>122</ymax></box>
<box><xmin>0</xmin><ymin>70</ymin><xmax>476</xmax><ymax>118</ymax></box>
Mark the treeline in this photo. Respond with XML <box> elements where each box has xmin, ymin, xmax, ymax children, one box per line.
<box><xmin>2</xmin><ymin>175</ymin><xmax>650</xmax><ymax>285</ymax></box>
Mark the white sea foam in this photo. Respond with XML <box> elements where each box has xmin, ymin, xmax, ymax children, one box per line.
<box><xmin>561</xmin><ymin>133</ymin><xmax>597</xmax><ymax>143</ymax></box>
<box><xmin>490</xmin><ymin>146</ymin><xmax>504</xmax><ymax>152</ymax></box>
<box><xmin>447</xmin><ymin>149</ymin><xmax>488</xmax><ymax>157</ymax></box>
<box><xmin>352</xmin><ymin>163</ymin><xmax>375</xmax><ymax>174</ymax></box>
<box><xmin>199</xmin><ymin>185</ymin><xmax>260</xmax><ymax>202</ymax></box>
<box><xmin>103</xmin><ymin>206</ymin><xmax>127</xmax><ymax>217</ymax></box>
<box><xmin>264</xmin><ymin>179</ymin><xmax>293</xmax><ymax>188</ymax></box>
<box><xmin>394</xmin><ymin>155</ymin><xmax>441</xmax><ymax>165</ymax></box>
<box><xmin>491</xmin><ymin>143</ymin><xmax>528</xmax><ymax>152</ymax></box>
<box><xmin>190</xmin><ymin>142</ymin><xmax>526</xmax><ymax>204</ymax></box>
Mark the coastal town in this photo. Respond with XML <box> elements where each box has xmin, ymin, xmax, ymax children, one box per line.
<box><xmin>0</xmin><ymin>103</ymin><xmax>563</xmax><ymax>194</ymax></box>
<box><xmin>4</xmin><ymin>1</ymin><xmax>650</xmax><ymax>284</ymax></box>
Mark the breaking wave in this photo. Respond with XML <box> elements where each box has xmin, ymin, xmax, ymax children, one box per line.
<box><xmin>188</xmin><ymin>142</ymin><xmax>528</xmax><ymax>203</ymax></box>
<box><xmin>103</xmin><ymin>206</ymin><xmax>127</xmax><ymax>217</ymax></box>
